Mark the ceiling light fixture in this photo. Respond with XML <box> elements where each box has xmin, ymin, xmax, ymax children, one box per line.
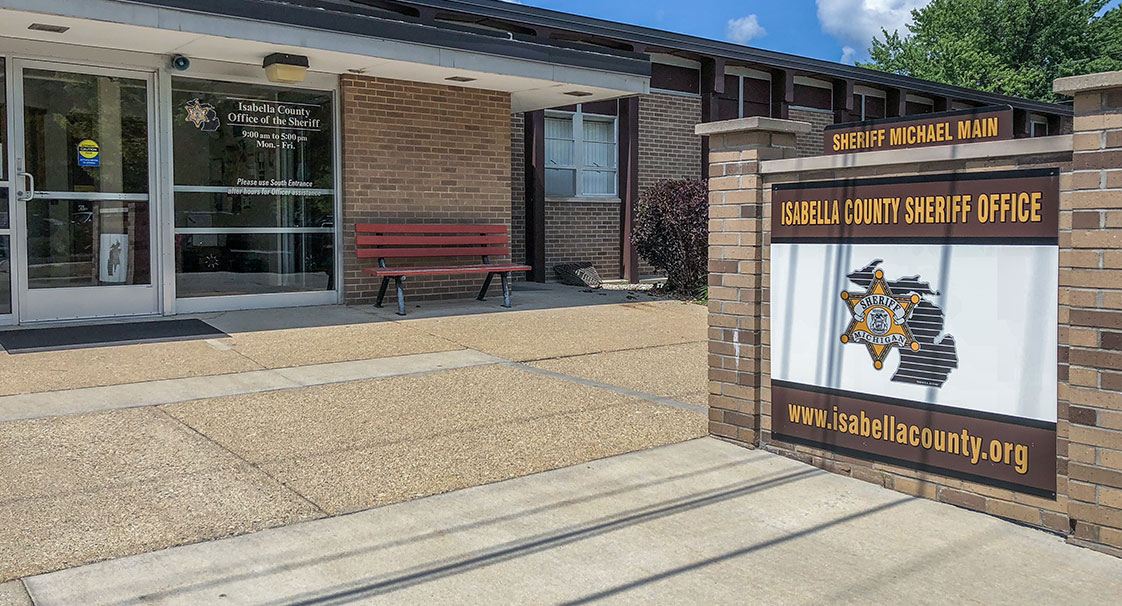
<box><xmin>263</xmin><ymin>53</ymin><xmax>310</xmax><ymax>84</ymax></box>
<box><xmin>28</xmin><ymin>23</ymin><xmax>70</xmax><ymax>34</ymax></box>
<box><xmin>564</xmin><ymin>91</ymin><xmax>593</xmax><ymax>97</ymax></box>
<box><xmin>445</xmin><ymin>75</ymin><xmax>477</xmax><ymax>83</ymax></box>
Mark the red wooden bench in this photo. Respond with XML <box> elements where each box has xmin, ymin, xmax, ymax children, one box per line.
<box><xmin>356</xmin><ymin>223</ymin><xmax>532</xmax><ymax>316</ymax></box>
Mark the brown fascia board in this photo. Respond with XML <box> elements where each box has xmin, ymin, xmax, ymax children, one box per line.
<box><xmin>115</xmin><ymin>0</ymin><xmax>651</xmax><ymax>76</ymax></box>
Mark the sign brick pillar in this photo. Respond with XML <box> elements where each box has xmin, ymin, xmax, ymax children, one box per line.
<box><xmin>695</xmin><ymin>117</ymin><xmax>810</xmax><ymax>447</ymax></box>
<box><xmin>1055</xmin><ymin>71</ymin><xmax>1122</xmax><ymax>556</ymax></box>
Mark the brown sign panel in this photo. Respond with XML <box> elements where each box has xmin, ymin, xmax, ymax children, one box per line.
<box><xmin>824</xmin><ymin>105</ymin><xmax>1014</xmax><ymax>155</ymax></box>
<box><xmin>772</xmin><ymin>169</ymin><xmax>1060</xmax><ymax>243</ymax></box>
<box><xmin>772</xmin><ymin>381</ymin><xmax>1057</xmax><ymax>496</ymax></box>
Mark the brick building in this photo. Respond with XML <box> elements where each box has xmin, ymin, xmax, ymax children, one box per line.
<box><xmin>0</xmin><ymin>0</ymin><xmax>1072</xmax><ymax>324</ymax></box>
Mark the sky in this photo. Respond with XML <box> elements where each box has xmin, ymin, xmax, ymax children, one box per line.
<box><xmin>504</xmin><ymin>0</ymin><xmax>1122</xmax><ymax>66</ymax></box>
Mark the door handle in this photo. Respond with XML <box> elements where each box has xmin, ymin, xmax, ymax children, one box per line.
<box><xmin>16</xmin><ymin>170</ymin><xmax>35</xmax><ymax>202</ymax></box>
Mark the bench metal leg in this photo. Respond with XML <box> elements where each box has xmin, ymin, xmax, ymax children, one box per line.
<box><xmin>500</xmin><ymin>272</ymin><xmax>512</xmax><ymax>308</ymax></box>
<box><xmin>395</xmin><ymin>277</ymin><xmax>406</xmax><ymax>316</ymax></box>
<box><xmin>477</xmin><ymin>273</ymin><xmax>495</xmax><ymax>301</ymax></box>
<box><xmin>375</xmin><ymin>277</ymin><xmax>391</xmax><ymax>308</ymax></box>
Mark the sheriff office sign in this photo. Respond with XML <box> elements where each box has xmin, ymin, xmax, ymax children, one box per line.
<box><xmin>769</xmin><ymin>168</ymin><xmax>1059</xmax><ymax>497</ymax></box>
<box><xmin>824</xmin><ymin>105</ymin><xmax>1014</xmax><ymax>155</ymax></box>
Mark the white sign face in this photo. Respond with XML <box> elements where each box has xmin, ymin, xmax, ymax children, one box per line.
<box><xmin>768</xmin><ymin>169</ymin><xmax>1060</xmax><ymax>496</ymax></box>
<box><xmin>99</xmin><ymin>233</ymin><xmax>128</xmax><ymax>284</ymax></box>
<box><xmin>770</xmin><ymin>243</ymin><xmax>1058</xmax><ymax>422</ymax></box>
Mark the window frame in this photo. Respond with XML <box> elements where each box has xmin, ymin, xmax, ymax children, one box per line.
<box><xmin>544</xmin><ymin>105</ymin><xmax>619</xmax><ymax>199</ymax></box>
<box><xmin>853</xmin><ymin>87</ymin><xmax>886</xmax><ymax>121</ymax></box>
<box><xmin>166</xmin><ymin>73</ymin><xmax>342</xmax><ymax>310</ymax></box>
<box><xmin>725</xmin><ymin>67</ymin><xmax>772</xmax><ymax>119</ymax></box>
<box><xmin>1029</xmin><ymin>113</ymin><xmax>1050</xmax><ymax>138</ymax></box>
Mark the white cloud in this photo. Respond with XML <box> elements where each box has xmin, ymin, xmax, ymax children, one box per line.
<box><xmin>726</xmin><ymin>15</ymin><xmax>767</xmax><ymax>44</ymax></box>
<box><xmin>816</xmin><ymin>0</ymin><xmax>930</xmax><ymax>48</ymax></box>
<box><xmin>840</xmin><ymin>46</ymin><xmax>857</xmax><ymax>64</ymax></box>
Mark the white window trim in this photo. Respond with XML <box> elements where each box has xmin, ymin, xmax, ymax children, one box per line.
<box><xmin>726</xmin><ymin>66</ymin><xmax>771</xmax><ymax>81</ymax></box>
<box><xmin>854</xmin><ymin>85</ymin><xmax>887</xmax><ymax>98</ymax></box>
<box><xmin>1029</xmin><ymin>113</ymin><xmax>1050</xmax><ymax>137</ymax></box>
<box><xmin>906</xmin><ymin>94</ymin><xmax>935</xmax><ymax>106</ymax></box>
<box><xmin>794</xmin><ymin>75</ymin><xmax>832</xmax><ymax>89</ymax></box>
<box><xmin>545</xmin><ymin>106</ymin><xmax>618</xmax><ymax>199</ymax></box>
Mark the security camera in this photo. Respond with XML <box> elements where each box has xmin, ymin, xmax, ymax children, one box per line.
<box><xmin>171</xmin><ymin>55</ymin><xmax>191</xmax><ymax>71</ymax></box>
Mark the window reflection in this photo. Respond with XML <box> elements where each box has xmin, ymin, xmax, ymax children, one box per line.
<box><xmin>0</xmin><ymin>236</ymin><xmax>10</xmax><ymax>315</ymax></box>
<box><xmin>25</xmin><ymin>200</ymin><xmax>151</xmax><ymax>288</ymax></box>
<box><xmin>175</xmin><ymin>233</ymin><xmax>333</xmax><ymax>297</ymax></box>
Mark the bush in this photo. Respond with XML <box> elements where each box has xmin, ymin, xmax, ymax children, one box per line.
<box><xmin>632</xmin><ymin>178</ymin><xmax>709</xmax><ymax>294</ymax></box>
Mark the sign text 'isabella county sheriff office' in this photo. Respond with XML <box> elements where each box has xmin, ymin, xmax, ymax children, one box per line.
<box><xmin>773</xmin><ymin>169</ymin><xmax>1059</xmax><ymax>243</ymax></box>
<box><xmin>824</xmin><ymin>105</ymin><xmax>1013</xmax><ymax>155</ymax></box>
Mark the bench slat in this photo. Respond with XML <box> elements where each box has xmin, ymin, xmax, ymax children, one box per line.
<box><xmin>357</xmin><ymin>235</ymin><xmax>508</xmax><ymax>246</ymax></box>
<box><xmin>357</xmin><ymin>246</ymin><xmax>511</xmax><ymax>259</ymax></box>
<box><xmin>364</xmin><ymin>264</ymin><xmax>532</xmax><ymax>277</ymax></box>
<box><xmin>356</xmin><ymin>224</ymin><xmax>507</xmax><ymax>234</ymax></box>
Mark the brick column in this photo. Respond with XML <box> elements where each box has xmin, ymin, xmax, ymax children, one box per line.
<box><xmin>695</xmin><ymin>117</ymin><xmax>810</xmax><ymax>447</ymax></box>
<box><xmin>1055</xmin><ymin>71</ymin><xmax>1122</xmax><ymax>556</ymax></box>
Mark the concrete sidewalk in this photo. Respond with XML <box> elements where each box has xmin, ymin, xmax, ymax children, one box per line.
<box><xmin>0</xmin><ymin>291</ymin><xmax>710</xmax><ymax>583</ymax></box>
<box><xmin>14</xmin><ymin>438</ymin><xmax>1122</xmax><ymax>606</ymax></box>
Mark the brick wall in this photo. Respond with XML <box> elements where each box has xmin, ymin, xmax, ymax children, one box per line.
<box><xmin>545</xmin><ymin>200</ymin><xmax>621</xmax><ymax>279</ymax></box>
<box><xmin>1061</xmin><ymin>79</ymin><xmax>1122</xmax><ymax>555</ymax></box>
<box><xmin>788</xmin><ymin>107</ymin><xmax>833</xmax><ymax>157</ymax></box>
<box><xmin>639</xmin><ymin>92</ymin><xmax>703</xmax><ymax>193</ymax></box>
<box><xmin>340</xmin><ymin>75</ymin><xmax>512</xmax><ymax>304</ymax></box>
<box><xmin>636</xmin><ymin>91</ymin><xmax>703</xmax><ymax>277</ymax></box>
<box><xmin>703</xmin><ymin>76</ymin><xmax>1122</xmax><ymax>558</ymax></box>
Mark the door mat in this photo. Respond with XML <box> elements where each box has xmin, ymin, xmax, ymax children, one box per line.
<box><xmin>0</xmin><ymin>319</ymin><xmax>228</xmax><ymax>353</ymax></box>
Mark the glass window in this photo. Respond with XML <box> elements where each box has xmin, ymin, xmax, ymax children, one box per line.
<box><xmin>25</xmin><ymin>199</ymin><xmax>151</xmax><ymax>289</ymax></box>
<box><xmin>581</xmin><ymin>117</ymin><xmax>616</xmax><ymax>195</ymax></box>
<box><xmin>545</xmin><ymin>116</ymin><xmax>575</xmax><ymax>197</ymax></box>
<box><xmin>22</xmin><ymin>69</ymin><xmax>149</xmax><ymax>194</ymax></box>
<box><xmin>171</xmin><ymin>78</ymin><xmax>335</xmax><ymax>298</ymax></box>
<box><xmin>21</xmin><ymin>69</ymin><xmax>152</xmax><ymax>290</ymax></box>
<box><xmin>175</xmin><ymin>232</ymin><xmax>333</xmax><ymax>298</ymax></box>
<box><xmin>545</xmin><ymin>105</ymin><xmax>617</xmax><ymax>198</ymax></box>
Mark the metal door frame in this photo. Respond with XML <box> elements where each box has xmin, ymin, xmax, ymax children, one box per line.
<box><xmin>9</xmin><ymin>58</ymin><xmax>161</xmax><ymax>323</ymax></box>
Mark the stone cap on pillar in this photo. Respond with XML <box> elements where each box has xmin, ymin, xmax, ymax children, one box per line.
<box><xmin>695</xmin><ymin>116</ymin><xmax>811</xmax><ymax>159</ymax></box>
<box><xmin>1054</xmin><ymin>70</ymin><xmax>1122</xmax><ymax>95</ymax></box>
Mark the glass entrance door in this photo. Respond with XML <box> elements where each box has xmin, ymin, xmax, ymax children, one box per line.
<box><xmin>11</xmin><ymin>61</ymin><xmax>158</xmax><ymax>322</ymax></box>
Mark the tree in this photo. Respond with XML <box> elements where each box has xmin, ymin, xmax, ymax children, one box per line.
<box><xmin>860</xmin><ymin>0</ymin><xmax>1122</xmax><ymax>102</ymax></box>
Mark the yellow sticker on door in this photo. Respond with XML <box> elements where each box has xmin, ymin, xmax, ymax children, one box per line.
<box><xmin>77</xmin><ymin>139</ymin><xmax>100</xmax><ymax>167</ymax></box>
